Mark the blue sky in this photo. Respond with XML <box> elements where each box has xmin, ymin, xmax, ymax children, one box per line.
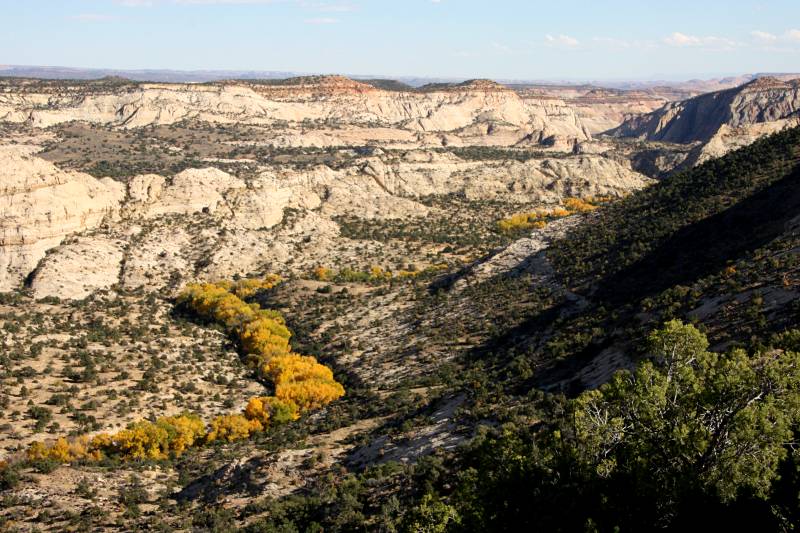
<box><xmin>2</xmin><ymin>0</ymin><xmax>799</xmax><ymax>81</ymax></box>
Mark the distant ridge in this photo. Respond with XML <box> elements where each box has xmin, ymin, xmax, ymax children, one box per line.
<box><xmin>3</xmin><ymin>65</ymin><xmax>800</xmax><ymax>92</ymax></box>
<box><xmin>0</xmin><ymin>65</ymin><xmax>301</xmax><ymax>84</ymax></box>
<box><xmin>0</xmin><ymin>65</ymin><xmax>467</xmax><ymax>88</ymax></box>
<box><xmin>610</xmin><ymin>76</ymin><xmax>800</xmax><ymax>144</ymax></box>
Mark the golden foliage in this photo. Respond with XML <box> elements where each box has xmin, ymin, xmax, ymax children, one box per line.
<box><xmin>27</xmin><ymin>276</ymin><xmax>345</xmax><ymax>468</ymax></box>
<box><xmin>179</xmin><ymin>278</ymin><xmax>345</xmax><ymax>423</ymax></box>
<box><xmin>89</xmin><ymin>432</ymin><xmax>114</xmax><ymax>452</ymax></box>
<box><xmin>102</xmin><ymin>421</ymin><xmax>171</xmax><ymax>460</ymax></box>
<box><xmin>563</xmin><ymin>197</ymin><xmax>598</xmax><ymax>213</ymax></box>
<box><xmin>90</xmin><ymin>414</ymin><xmax>207</xmax><ymax>460</ymax></box>
<box><xmin>26</xmin><ymin>436</ymin><xmax>98</xmax><ymax>463</ymax></box>
<box><xmin>313</xmin><ymin>266</ymin><xmax>333</xmax><ymax>281</ymax></box>
<box><xmin>244</xmin><ymin>396</ymin><xmax>300</xmax><ymax>428</ymax></box>
<box><xmin>27</xmin><ymin>413</ymin><xmax>208</xmax><ymax>463</ymax></box>
<box><xmin>275</xmin><ymin>380</ymin><xmax>347</xmax><ymax>412</ymax></box>
<box><xmin>263</xmin><ymin>354</ymin><xmax>335</xmax><ymax>384</ymax></box>
<box><xmin>263</xmin><ymin>354</ymin><xmax>346</xmax><ymax>411</ymax></box>
<box><xmin>497</xmin><ymin>197</ymin><xmax>608</xmax><ymax>233</ymax></box>
<box><xmin>497</xmin><ymin>212</ymin><xmax>548</xmax><ymax>233</ymax></box>
<box><xmin>369</xmin><ymin>265</ymin><xmax>393</xmax><ymax>282</ymax></box>
<box><xmin>206</xmin><ymin>414</ymin><xmax>259</xmax><ymax>443</ymax></box>
<box><xmin>239</xmin><ymin>317</ymin><xmax>292</xmax><ymax>359</ymax></box>
<box><xmin>157</xmin><ymin>414</ymin><xmax>207</xmax><ymax>455</ymax></box>
<box><xmin>229</xmin><ymin>275</ymin><xmax>283</xmax><ymax>299</ymax></box>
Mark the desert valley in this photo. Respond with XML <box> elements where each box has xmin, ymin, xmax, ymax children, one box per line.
<box><xmin>2</xmin><ymin>10</ymin><xmax>800</xmax><ymax>528</ymax></box>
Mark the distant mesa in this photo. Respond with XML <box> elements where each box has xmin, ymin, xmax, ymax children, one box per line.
<box><xmin>418</xmin><ymin>79</ymin><xmax>510</xmax><ymax>93</ymax></box>
<box><xmin>242</xmin><ymin>76</ymin><xmax>510</xmax><ymax>95</ymax></box>
<box><xmin>360</xmin><ymin>79</ymin><xmax>415</xmax><ymax>92</ymax></box>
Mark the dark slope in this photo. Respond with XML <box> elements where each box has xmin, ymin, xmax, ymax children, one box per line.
<box><xmin>84</xmin><ymin>129</ymin><xmax>800</xmax><ymax>533</ymax></box>
<box><xmin>595</xmin><ymin>163</ymin><xmax>800</xmax><ymax>306</ymax></box>
<box><xmin>551</xmin><ymin>126</ymin><xmax>800</xmax><ymax>299</ymax></box>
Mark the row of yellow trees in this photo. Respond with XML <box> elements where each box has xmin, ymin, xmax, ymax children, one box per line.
<box><xmin>24</xmin><ymin>277</ymin><xmax>345</xmax><ymax>463</ymax></box>
<box><xmin>179</xmin><ymin>278</ymin><xmax>345</xmax><ymax>412</ymax></box>
<box><xmin>497</xmin><ymin>197</ymin><xmax>605</xmax><ymax>233</ymax></box>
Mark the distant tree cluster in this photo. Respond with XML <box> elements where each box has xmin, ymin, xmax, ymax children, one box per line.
<box><xmin>496</xmin><ymin>197</ymin><xmax>606</xmax><ymax>234</ymax></box>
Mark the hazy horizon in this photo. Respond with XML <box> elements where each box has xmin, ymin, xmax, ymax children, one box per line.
<box><xmin>2</xmin><ymin>63</ymin><xmax>798</xmax><ymax>87</ymax></box>
<box><xmin>3</xmin><ymin>0</ymin><xmax>799</xmax><ymax>81</ymax></box>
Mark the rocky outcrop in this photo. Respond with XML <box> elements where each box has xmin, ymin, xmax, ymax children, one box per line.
<box><xmin>0</xmin><ymin>141</ymin><xmax>651</xmax><ymax>298</ymax></box>
<box><xmin>0</xmin><ymin>76</ymin><xmax>660</xmax><ymax>299</ymax></box>
<box><xmin>29</xmin><ymin>237</ymin><xmax>125</xmax><ymax>299</ymax></box>
<box><xmin>516</xmin><ymin>87</ymin><xmax>668</xmax><ymax>134</ymax></box>
<box><xmin>695</xmin><ymin>117</ymin><xmax>800</xmax><ymax>163</ymax></box>
<box><xmin>609</xmin><ymin>77</ymin><xmax>800</xmax><ymax>161</ymax></box>
<box><xmin>137</xmin><ymin>168</ymin><xmax>245</xmax><ymax>218</ymax></box>
<box><xmin>0</xmin><ymin>146</ymin><xmax>124</xmax><ymax>291</ymax></box>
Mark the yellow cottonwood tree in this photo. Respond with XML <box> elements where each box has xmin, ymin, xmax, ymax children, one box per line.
<box><xmin>26</xmin><ymin>436</ymin><xmax>97</xmax><ymax>463</ymax></box>
<box><xmin>206</xmin><ymin>414</ymin><xmax>259</xmax><ymax>443</ymax></box>
<box><xmin>179</xmin><ymin>279</ymin><xmax>345</xmax><ymax>415</ymax></box>
<box><xmin>244</xmin><ymin>396</ymin><xmax>300</xmax><ymax>429</ymax></box>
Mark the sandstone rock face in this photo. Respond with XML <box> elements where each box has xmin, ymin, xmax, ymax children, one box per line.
<box><xmin>517</xmin><ymin>88</ymin><xmax>668</xmax><ymax>134</ymax></box>
<box><xmin>139</xmin><ymin>168</ymin><xmax>245</xmax><ymax>218</ymax></box>
<box><xmin>127</xmin><ymin>174</ymin><xmax>165</xmax><ymax>204</ymax></box>
<box><xmin>0</xmin><ymin>146</ymin><xmax>124</xmax><ymax>291</ymax></box>
<box><xmin>610</xmin><ymin>77</ymin><xmax>800</xmax><ymax>159</ymax></box>
<box><xmin>316</xmin><ymin>151</ymin><xmax>650</xmax><ymax>207</ymax></box>
<box><xmin>29</xmin><ymin>237</ymin><xmax>125</xmax><ymax>299</ymax></box>
<box><xmin>0</xmin><ymin>141</ymin><xmax>651</xmax><ymax>298</ymax></box>
<box><xmin>0</xmin><ymin>76</ymin><xmax>660</xmax><ymax>299</ymax></box>
<box><xmin>695</xmin><ymin>117</ymin><xmax>800</xmax><ymax>163</ymax></box>
<box><xmin>0</xmin><ymin>77</ymin><xmax>591</xmax><ymax>147</ymax></box>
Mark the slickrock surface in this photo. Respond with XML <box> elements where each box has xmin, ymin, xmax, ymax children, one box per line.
<box><xmin>0</xmin><ymin>70</ymin><xmax>657</xmax><ymax>300</ymax></box>
<box><xmin>29</xmin><ymin>236</ymin><xmax>125</xmax><ymax>299</ymax></box>
<box><xmin>0</xmin><ymin>145</ymin><xmax>123</xmax><ymax>291</ymax></box>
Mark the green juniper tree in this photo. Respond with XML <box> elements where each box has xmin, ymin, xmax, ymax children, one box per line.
<box><xmin>442</xmin><ymin>320</ymin><xmax>800</xmax><ymax>531</ymax></box>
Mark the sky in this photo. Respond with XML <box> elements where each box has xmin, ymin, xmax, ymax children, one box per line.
<box><xmin>2</xmin><ymin>0</ymin><xmax>799</xmax><ymax>81</ymax></box>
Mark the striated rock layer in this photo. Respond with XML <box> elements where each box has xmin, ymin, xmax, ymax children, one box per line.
<box><xmin>0</xmin><ymin>75</ymin><xmax>671</xmax><ymax>299</ymax></box>
<box><xmin>610</xmin><ymin>77</ymin><xmax>800</xmax><ymax>163</ymax></box>
<box><xmin>0</xmin><ymin>77</ymin><xmax>591</xmax><ymax>148</ymax></box>
<box><xmin>0</xmin><ymin>146</ymin><xmax>124</xmax><ymax>291</ymax></box>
